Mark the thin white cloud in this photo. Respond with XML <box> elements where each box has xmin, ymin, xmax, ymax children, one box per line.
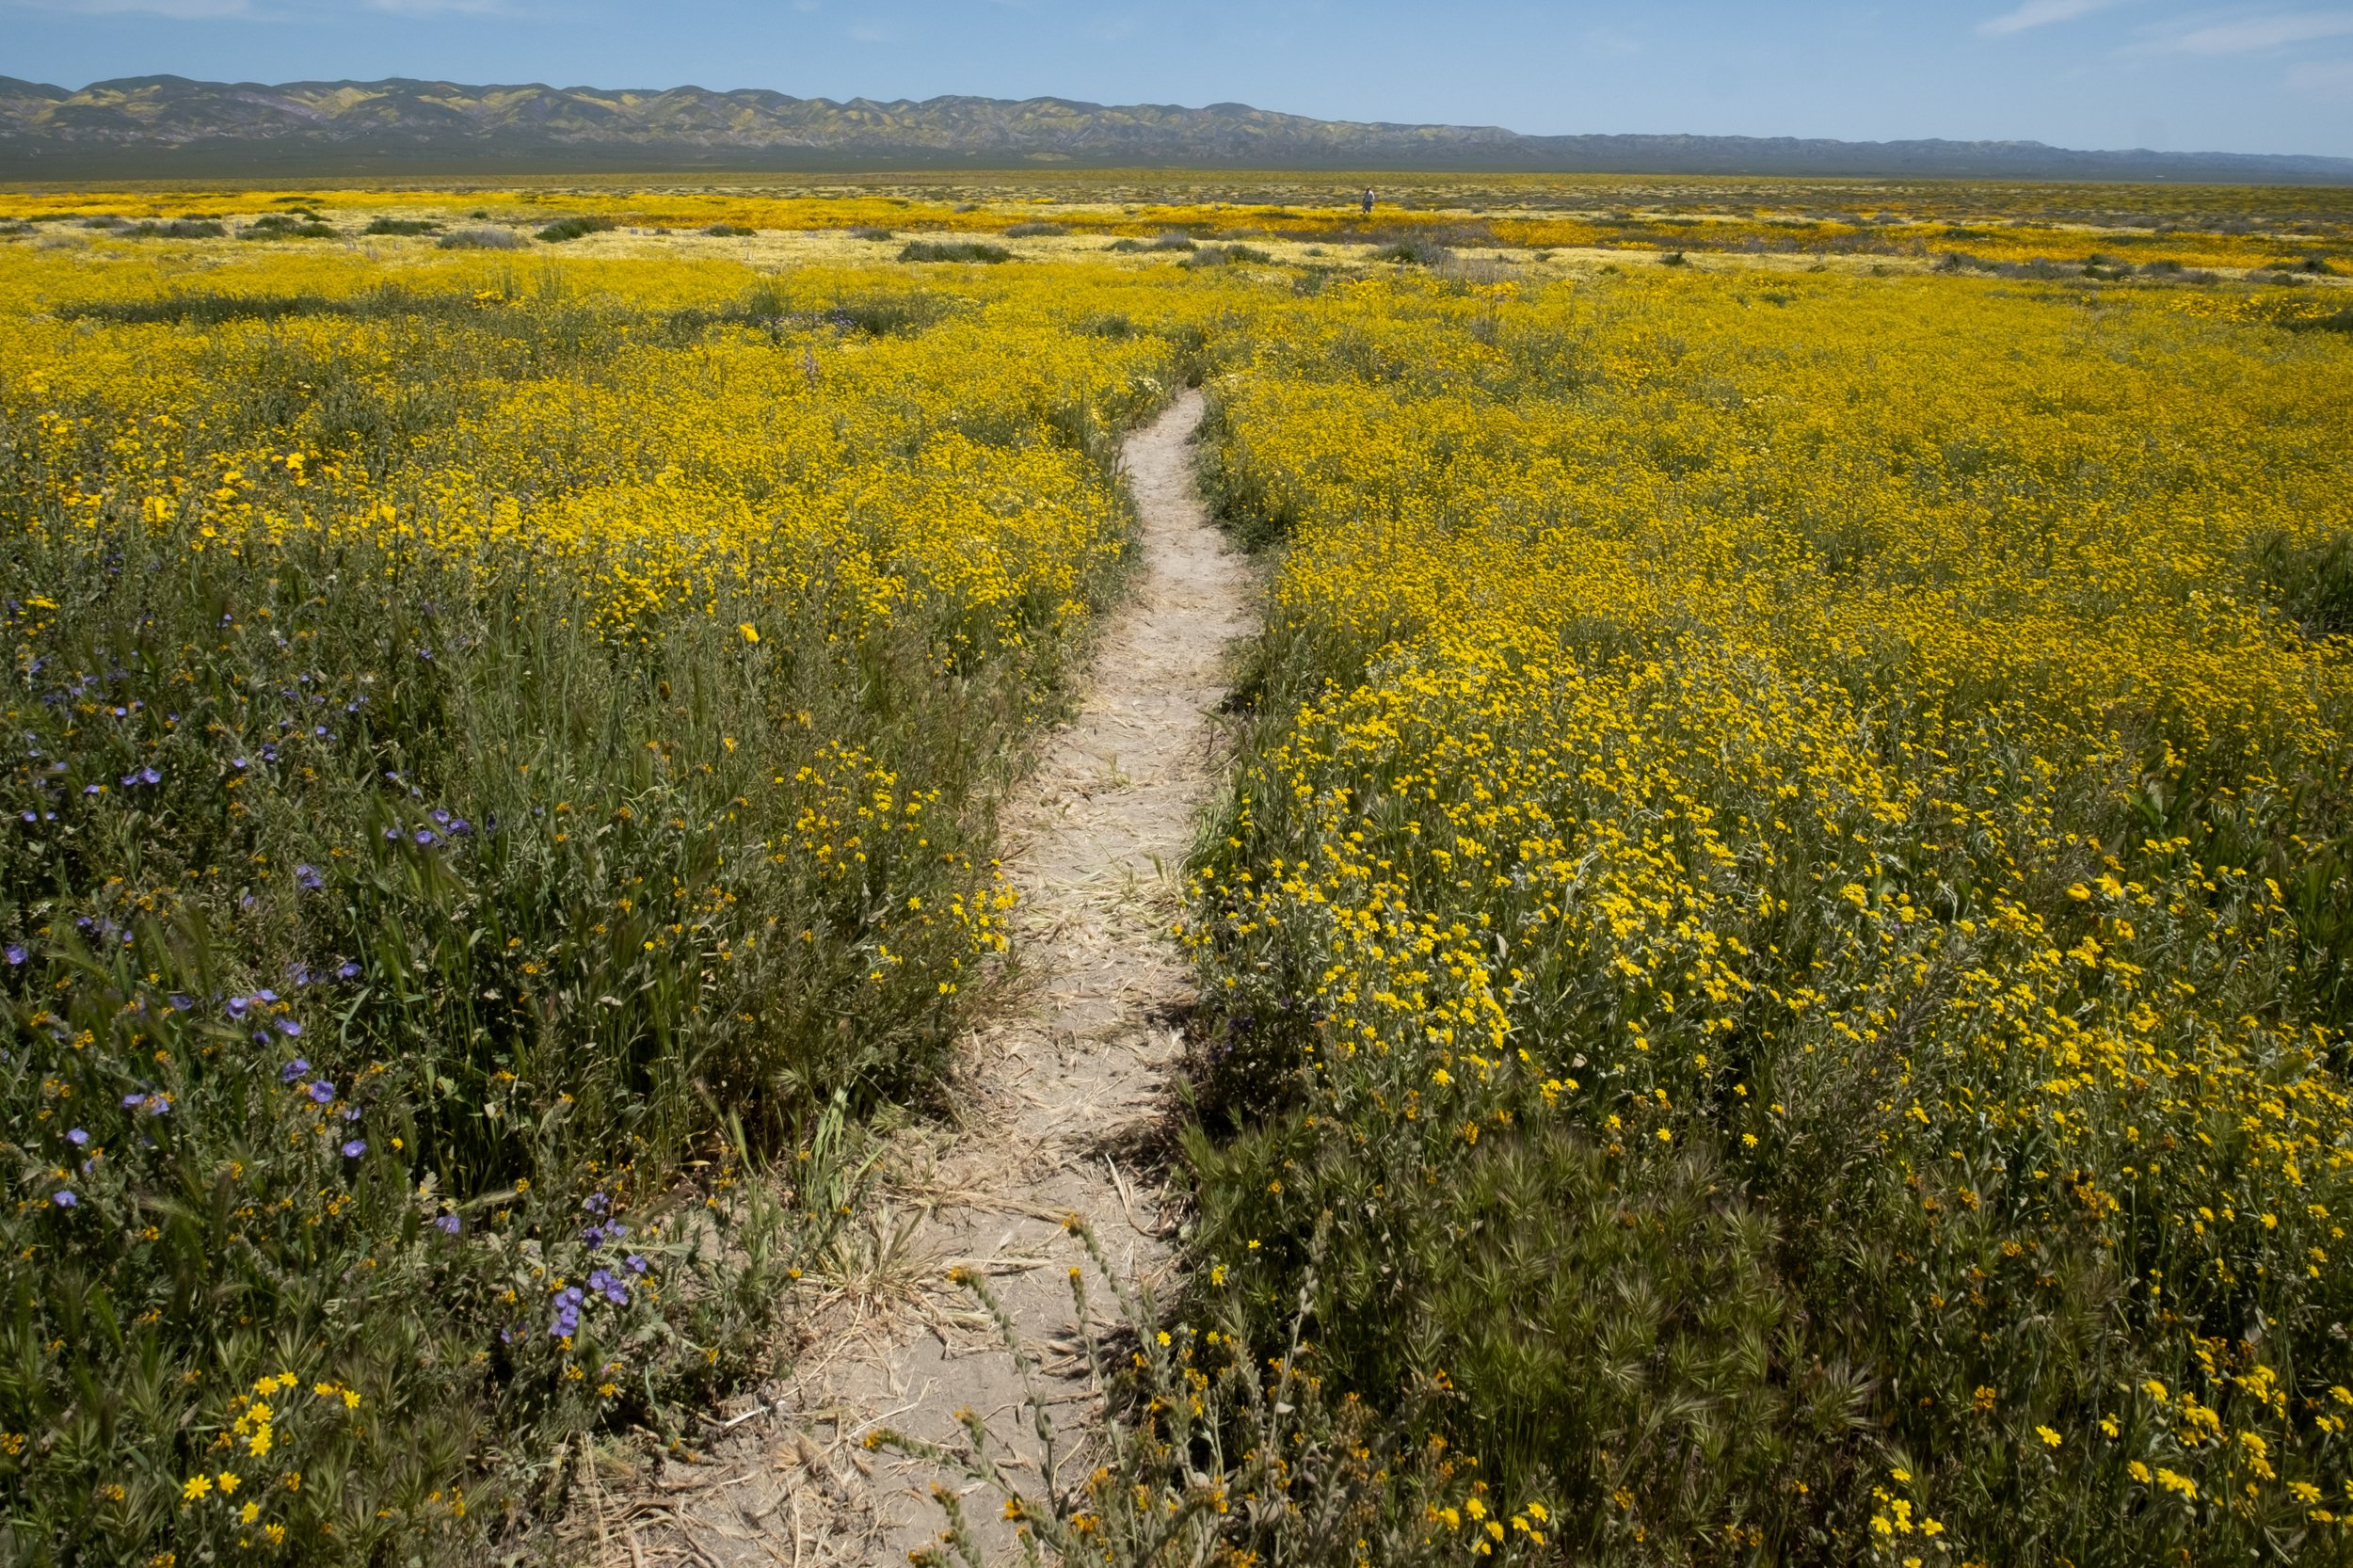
<box><xmin>2145</xmin><ymin>9</ymin><xmax>2353</xmax><ymax>53</ymax></box>
<box><xmin>363</xmin><ymin>0</ymin><xmax>508</xmax><ymax>12</ymax></box>
<box><xmin>1979</xmin><ymin>0</ymin><xmax>2126</xmax><ymax>37</ymax></box>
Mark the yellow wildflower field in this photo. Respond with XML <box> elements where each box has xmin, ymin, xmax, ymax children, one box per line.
<box><xmin>1188</xmin><ymin>266</ymin><xmax>2353</xmax><ymax>1562</ymax></box>
<box><xmin>1</xmin><ymin>191</ymin><xmax>2348</xmax><ymax>1565</ymax></box>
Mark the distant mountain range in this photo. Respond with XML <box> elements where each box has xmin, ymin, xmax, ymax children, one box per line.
<box><xmin>4</xmin><ymin>75</ymin><xmax>2350</xmax><ymax>183</ymax></box>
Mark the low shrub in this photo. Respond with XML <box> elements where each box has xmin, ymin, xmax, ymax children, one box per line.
<box><xmin>362</xmin><ymin>217</ymin><xmax>441</xmax><ymax>236</ymax></box>
<box><xmin>243</xmin><ymin>214</ymin><xmax>338</xmax><ymax>241</ymax></box>
<box><xmin>1180</xmin><ymin>244</ymin><xmax>1274</xmax><ymax>270</ymax></box>
<box><xmin>1003</xmin><ymin>221</ymin><xmax>1067</xmax><ymax>237</ymax></box>
<box><xmin>702</xmin><ymin>223</ymin><xmax>755</xmax><ymax>237</ymax></box>
<box><xmin>535</xmin><ymin>216</ymin><xmax>616</xmax><ymax>244</ymax></box>
<box><xmin>114</xmin><ymin>220</ymin><xmax>228</xmax><ymax>240</ymax></box>
<box><xmin>897</xmin><ymin>239</ymin><xmax>1013</xmax><ymax>264</ymax></box>
<box><xmin>1373</xmin><ymin>236</ymin><xmax>1451</xmax><ymax>266</ymax></box>
<box><xmin>437</xmin><ymin>227</ymin><xmax>527</xmax><ymax>250</ymax></box>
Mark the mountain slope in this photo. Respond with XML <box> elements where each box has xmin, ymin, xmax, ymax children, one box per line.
<box><xmin>2</xmin><ymin>74</ymin><xmax>2348</xmax><ymax>182</ymax></box>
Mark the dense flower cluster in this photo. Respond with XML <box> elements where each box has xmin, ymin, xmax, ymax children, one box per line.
<box><xmin>1187</xmin><ymin>268</ymin><xmax>2353</xmax><ymax>1563</ymax></box>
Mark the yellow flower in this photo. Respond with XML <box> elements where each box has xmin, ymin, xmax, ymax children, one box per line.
<box><xmin>739</xmin><ymin>623</ymin><xmax>760</xmax><ymax>644</ymax></box>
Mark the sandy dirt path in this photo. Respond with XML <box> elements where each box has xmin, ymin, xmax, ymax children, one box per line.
<box><xmin>584</xmin><ymin>389</ymin><xmax>1249</xmax><ymax>1566</ymax></box>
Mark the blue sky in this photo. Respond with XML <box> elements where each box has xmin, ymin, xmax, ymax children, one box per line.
<box><xmin>5</xmin><ymin>1</ymin><xmax>2351</xmax><ymax>158</ymax></box>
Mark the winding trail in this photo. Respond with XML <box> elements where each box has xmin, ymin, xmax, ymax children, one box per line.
<box><xmin>600</xmin><ymin>390</ymin><xmax>1250</xmax><ymax>1566</ymax></box>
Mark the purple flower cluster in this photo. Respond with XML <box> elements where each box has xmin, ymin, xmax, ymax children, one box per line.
<box><xmin>72</xmin><ymin>913</ymin><xmax>136</xmax><ymax>949</ymax></box>
<box><xmin>384</xmin><ymin>808</ymin><xmax>474</xmax><ymax>849</ymax></box>
<box><xmin>579</xmin><ymin>1192</ymin><xmax>632</xmax><ymax>1251</ymax></box>
<box><xmin>549</xmin><ymin>1286</ymin><xmax>586</xmax><ymax>1337</ymax></box>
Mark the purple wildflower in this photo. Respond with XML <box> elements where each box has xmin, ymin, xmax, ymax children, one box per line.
<box><xmin>341</xmin><ymin>1139</ymin><xmax>366</xmax><ymax>1159</ymax></box>
<box><xmin>280</xmin><ymin>1057</ymin><xmax>311</xmax><ymax>1082</ymax></box>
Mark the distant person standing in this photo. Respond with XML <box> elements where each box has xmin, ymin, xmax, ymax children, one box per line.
<box><xmin>1360</xmin><ymin>186</ymin><xmax>1375</xmax><ymax>217</ymax></box>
